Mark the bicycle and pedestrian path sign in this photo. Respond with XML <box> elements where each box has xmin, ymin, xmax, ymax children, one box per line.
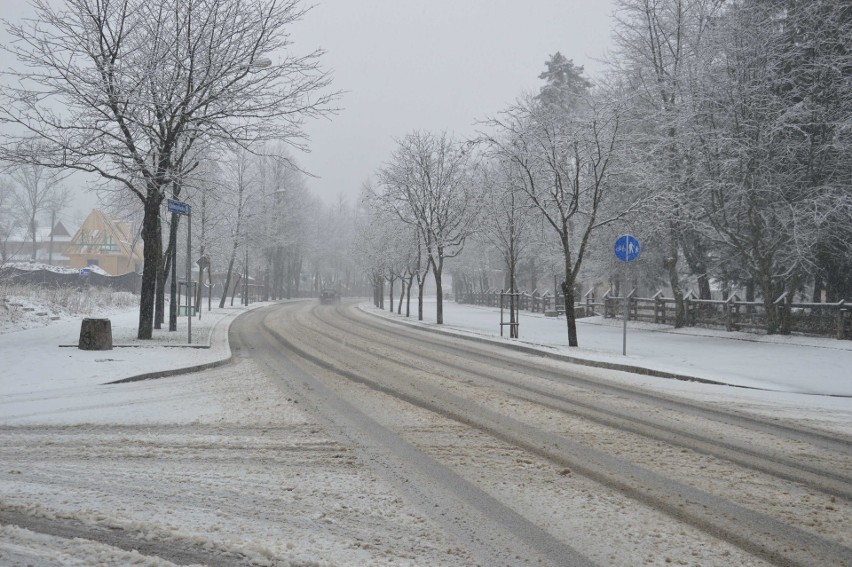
<box><xmin>614</xmin><ymin>234</ymin><xmax>640</xmax><ymax>262</ymax></box>
<box><xmin>614</xmin><ymin>234</ymin><xmax>641</xmax><ymax>356</ymax></box>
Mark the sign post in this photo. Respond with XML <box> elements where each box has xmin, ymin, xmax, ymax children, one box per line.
<box><xmin>614</xmin><ymin>234</ymin><xmax>641</xmax><ymax>355</ymax></box>
<box><xmin>167</xmin><ymin>199</ymin><xmax>192</xmax><ymax>344</ymax></box>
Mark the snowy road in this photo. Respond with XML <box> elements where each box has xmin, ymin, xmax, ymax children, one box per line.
<box><xmin>1</xmin><ymin>300</ymin><xmax>850</xmax><ymax>566</ymax></box>
<box><xmin>242</xmin><ymin>301</ymin><xmax>851</xmax><ymax>566</ymax></box>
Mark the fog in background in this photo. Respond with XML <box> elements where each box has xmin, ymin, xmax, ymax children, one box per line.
<box><xmin>294</xmin><ymin>0</ymin><xmax>615</xmax><ymax>205</ymax></box>
<box><xmin>1</xmin><ymin>0</ymin><xmax>615</xmax><ymax>216</ymax></box>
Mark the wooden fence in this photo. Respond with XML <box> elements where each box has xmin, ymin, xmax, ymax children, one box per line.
<box><xmin>456</xmin><ymin>288</ymin><xmax>596</xmax><ymax>318</ymax></box>
<box><xmin>601</xmin><ymin>290</ymin><xmax>851</xmax><ymax>340</ymax></box>
<box><xmin>457</xmin><ymin>287</ymin><xmax>851</xmax><ymax>340</ymax></box>
<box><xmin>0</xmin><ymin>266</ymin><xmax>141</xmax><ymax>294</ymax></box>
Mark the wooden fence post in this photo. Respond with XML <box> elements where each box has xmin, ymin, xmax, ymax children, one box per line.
<box><xmin>775</xmin><ymin>292</ymin><xmax>790</xmax><ymax>334</ymax></box>
<box><xmin>652</xmin><ymin>290</ymin><xmax>664</xmax><ymax>324</ymax></box>
<box><xmin>725</xmin><ymin>295</ymin><xmax>741</xmax><ymax>331</ymax></box>
<box><xmin>684</xmin><ymin>290</ymin><xmax>696</xmax><ymax>326</ymax></box>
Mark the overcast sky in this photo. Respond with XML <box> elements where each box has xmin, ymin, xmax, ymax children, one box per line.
<box><xmin>293</xmin><ymin>0</ymin><xmax>616</xmax><ymax>205</ymax></box>
<box><xmin>1</xmin><ymin>0</ymin><xmax>616</xmax><ymax>215</ymax></box>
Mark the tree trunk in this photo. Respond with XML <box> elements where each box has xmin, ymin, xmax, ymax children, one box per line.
<box><xmin>219</xmin><ymin>254</ymin><xmax>236</xmax><ymax>309</ymax></box>
<box><xmin>137</xmin><ymin>197</ymin><xmax>163</xmax><ymax>340</ymax></box>
<box><xmin>681</xmin><ymin>235</ymin><xmax>712</xmax><ymax>300</ymax></box>
<box><xmin>166</xmin><ymin>213</ymin><xmax>180</xmax><ymax>331</ymax></box>
<box><xmin>372</xmin><ymin>274</ymin><xmax>380</xmax><ymax>307</ymax></box>
<box><xmin>195</xmin><ymin>247</ymin><xmax>205</xmax><ymax>312</ymax></box>
<box><xmin>529</xmin><ymin>258</ymin><xmax>537</xmax><ymax>292</ymax></box>
<box><xmin>285</xmin><ymin>253</ymin><xmax>294</xmax><ymax>299</ymax></box>
<box><xmin>435</xmin><ymin>271</ymin><xmax>443</xmax><ymax>324</ymax></box>
<box><xmin>207</xmin><ymin>260</ymin><xmax>213</xmax><ymax>311</ymax></box>
<box><xmin>509</xmin><ymin>269</ymin><xmax>518</xmax><ymax>339</ymax></box>
<box><xmin>169</xmin><ymin>236</ymin><xmax>177</xmax><ymax>331</ymax></box>
<box><xmin>294</xmin><ymin>257</ymin><xmax>303</xmax><ymax>296</ymax></box>
<box><xmin>432</xmin><ymin>254</ymin><xmax>444</xmax><ymax>325</ymax></box>
<box><xmin>29</xmin><ymin>215</ymin><xmax>37</xmax><ymax>261</ymax></box>
<box><xmin>388</xmin><ymin>275</ymin><xmax>394</xmax><ymax>313</ymax></box>
<box><xmin>562</xmin><ymin>280</ymin><xmax>578</xmax><ymax>347</ymax></box>
<box><xmin>418</xmin><ymin>279</ymin><xmax>425</xmax><ymax>321</ymax></box>
<box><xmin>757</xmin><ymin>270</ymin><xmax>778</xmax><ymax>334</ymax></box>
<box><xmin>155</xmin><ymin>264</ymin><xmax>165</xmax><ymax>329</ymax></box>
<box><xmin>780</xmin><ymin>284</ymin><xmax>795</xmax><ymax>335</ymax></box>
<box><xmin>812</xmin><ymin>276</ymin><xmax>823</xmax><ymax>303</ymax></box>
<box><xmin>156</xmin><ymin>217</ymin><xmax>177</xmax><ymax>329</ymax></box>
<box><xmin>665</xmin><ymin>224</ymin><xmax>685</xmax><ymax>328</ymax></box>
<box><xmin>405</xmin><ymin>274</ymin><xmax>414</xmax><ymax>317</ymax></box>
<box><xmin>231</xmin><ymin>273</ymin><xmax>241</xmax><ymax>307</ymax></box>
<box><xmin>397</xmin><ymin>275</ymin><xmax>405</xmax><ymax>314</ymax></box>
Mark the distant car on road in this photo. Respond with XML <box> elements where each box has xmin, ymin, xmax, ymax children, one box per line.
<box><xmin>319</xmin><ymin>289</ymin><xmax>340</xmax><ymax>304</ymax></box>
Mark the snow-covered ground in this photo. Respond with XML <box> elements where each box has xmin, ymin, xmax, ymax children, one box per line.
<box><xmin>0</xmin><ymin>294</ymin><xmax>850</xmax><ymax>565</ymax></box>
<box><xmin>0</xmin><ymin>304</ymin><xmax>246</xmax><ymax>422</ymax></box>
<box><xmin>368</xmin><ymin>298</ymin><xmax>852</xmax><ymax>397</ymax></box>
<box><xmin>3</xmin><ymin>294</ymin><xmax>848</xmax><ymax>418</ymax></box>
<box><xmin>1</xmin><ymin>300</ymin><xmax>483</xmax><ymax>566</ymax></box>
<box><xmin>2</xmin><ymin>261</ymin><xmax>109</xmax><ymax>275</ymax></box>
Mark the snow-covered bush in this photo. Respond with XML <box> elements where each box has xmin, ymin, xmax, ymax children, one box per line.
<box><xmin>0</xmin><ymin>283</ymin><xmax>137</xmax><ymax>334</ymax></box>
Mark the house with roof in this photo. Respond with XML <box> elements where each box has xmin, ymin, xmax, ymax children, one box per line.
<box><xmin>2</xmin><ymin>220</ymin><xmax>74</xmax><ymax>266</ymax></box>
<box><xmin>64</xmin><ymin>210</ymin><xmax>143</xmax><ymax>275</ymax></box>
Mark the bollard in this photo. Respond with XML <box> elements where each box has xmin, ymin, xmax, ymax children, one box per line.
<box><xmin>78</xmin><ymin>318</ymin><xmax>113</xmax><ymax>350</ymax></box>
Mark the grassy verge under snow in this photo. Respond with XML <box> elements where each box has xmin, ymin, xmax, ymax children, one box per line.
<box><xmin>0</xmin><ymin>283</ymin><xmax>138</xmax><ymax>334</ymax></box>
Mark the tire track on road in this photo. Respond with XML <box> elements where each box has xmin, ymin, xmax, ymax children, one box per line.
<box><xmin>258</xmin><ymin>301</ymin><xmax>851</xmax><ymax>567</ymax></box>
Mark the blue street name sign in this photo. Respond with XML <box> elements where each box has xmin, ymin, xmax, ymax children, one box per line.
<box><xmin>167</xmin><ymin>199</ymin><xmax>191</xmax><ymax>216</ymax></box>
<box><xmin>614</xmin><ymin>234</ymin><xmax>641</xmax><ymax>262</ymax></box>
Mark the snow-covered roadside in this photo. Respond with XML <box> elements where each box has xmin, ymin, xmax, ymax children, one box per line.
<box><xmin>1</xmin><ymin>296</ymin><xmax>849</xmax><ymax>566</ymax></box>
<box><xmin>0</xmin><ymin>302</ymin><xmax>478</xmax><ymax>567</ymax></box>
<box><xmin>0</xmin><ymin>286</ymin><xmax>137</xmax><ymax>335</ymax></box>
<box><xmin>361</xmin><ymin>299</ymin><xmax>852</xmax><ymax>436</ymax></box>
<box><xmin>363</xmin><ymin>299</ymin><xmax>852</xmax><ymax>396</ymax></box>
<box><xmin>0</xmin><ymin>524</ymin><xmax>190</xmax><ymax>567</ymax></box>
<box><xmin>0</xmin><ymin>304</ymin><xmax>247</xmax><ymax>414</ymax></box>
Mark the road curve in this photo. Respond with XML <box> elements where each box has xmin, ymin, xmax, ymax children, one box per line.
<box><xmin>230</xmin><ymin>300</ymin><xmax>852</xmax><ymax>567</ymax></box>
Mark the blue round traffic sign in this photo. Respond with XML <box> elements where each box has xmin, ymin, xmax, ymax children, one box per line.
<box><xmin>614</xmin><ymin>234</ymin><xmax>641</xmax><ymax>262</ymax></box>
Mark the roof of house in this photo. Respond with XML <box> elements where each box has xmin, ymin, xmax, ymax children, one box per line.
<box><xmin>64</xmin><ymin>209</ymin><xmax>143</xmax><ymax>260</ymax></box>
<box><xmin>7</xmin><ymin>221</ymin><xmax>74</xmax><ymax>243</ymax></box>
<box><xmin>49</xmin><ymin>221</ymin><xmax>71</xmax><ymax>238</ymax></box>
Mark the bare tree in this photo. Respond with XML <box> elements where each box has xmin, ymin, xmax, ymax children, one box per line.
<box><xmin>217</xmin><ymin>149</ymin><xmax>260</xmax><ymax>308</ymax></box>
<box><xmin>0</xmin><ymin>0</ymin><xmax>336</xmax><ymax>338</ymax></box>
<box><xmin>353</xmin><ymin>188</ymin><xmax>391</xmax><ymax>309</ymax></box>
<box><xmin>611</xmin><ymin>0</ymin><xmax>724</xmax><ymax>325</ymax></box>
<box><xmin>0</xmin><ymin>175</ymin><xmax>22</xmax><ymax>264</ymax></box>
<box><xmin>307</xmin><ymin>194</ymin><xmax>357</xmax><ymax>296</ymax></box>
<box><xmin>377</xmin><ymin>131</ymin><xmax>480</xmax><ymax>324</ymax></box>
<box><xmin>689</xmin><ymin>0</ymin><xmax>851</xmax><ymax>333</ymax></box>
<box><xmin>486</xmin><ymin>93</ymin><xmax>630</xmax><ymax>347</ymax></box>
<box><xmin>188</xmin><ymin>158</ymin><xmax>228</xmax><ymax>311</ymax></box>
<box><xmin>9</xmin><ymin>157</ymin><xmax>66</xmax><ymax>261</ymax></box>
<box><xmin>44</xmin><ymin>186</ymin><xmax>72</xmax><ymax>266</ymax></box>
<box><xmin>475</xmin><ymin>159</ymin><xmax>535</xmax><ymax>337</ymax></box>
<box><xmin>255</xmin><ymin>144</ymin><xmax>310</xmax><ymax>300</ymax></box>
